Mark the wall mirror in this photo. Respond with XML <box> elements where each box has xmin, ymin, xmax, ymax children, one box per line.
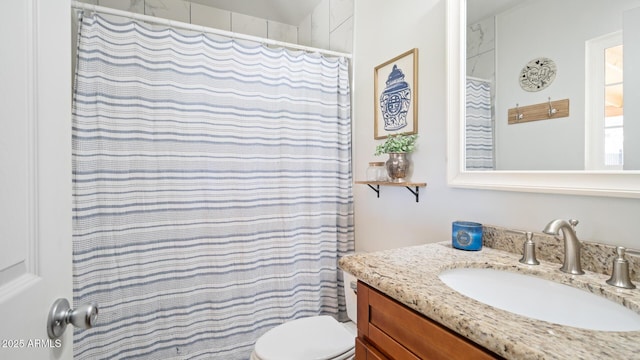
<box><xmin>446</xmin><ymin>0</ymin><xmax>640</xmax><ymax>198</ymax></box>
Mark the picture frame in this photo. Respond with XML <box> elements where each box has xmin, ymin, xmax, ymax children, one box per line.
<box><xmin>374</xmin><ymin>48</ymin><xmax>418</xmax><ymax>139</ymax></box>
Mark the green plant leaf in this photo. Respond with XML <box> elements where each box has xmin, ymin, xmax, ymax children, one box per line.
<box><xmin>374</xmin><ymin>133</ymin><xmax>418</xmax><ymax>155</ymax></box>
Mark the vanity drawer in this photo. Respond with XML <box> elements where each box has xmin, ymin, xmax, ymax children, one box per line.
<box><xmin>355</xmin><ymin>337</ymin><xmax>390</xmax><ymax>360</ymax></box>
<box><xmin>357</xmin><ymin>281</ymin><xmax>500</xmax><ymax>360</ymax></box>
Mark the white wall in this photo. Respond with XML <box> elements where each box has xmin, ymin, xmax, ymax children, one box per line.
<box><xmin>352</xmin><ymin>0</ymin><xmax>640</xmax><ymax>252</ymax></box>
<box><xmin>624</xmin><ymin>6</ymin><xmax>640</xmax><ymax>169</ymax></box>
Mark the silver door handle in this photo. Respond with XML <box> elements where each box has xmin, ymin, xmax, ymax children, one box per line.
<box><xmin>47</xmin><ymin>298</ymin><xmax>99</xmax><ymax>339</ymax></box>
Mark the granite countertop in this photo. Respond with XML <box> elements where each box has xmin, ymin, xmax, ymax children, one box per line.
<box><xmin>339</xmin><ymin>242</ymin><xmax>640</xmax><ymax>359</ymax></box>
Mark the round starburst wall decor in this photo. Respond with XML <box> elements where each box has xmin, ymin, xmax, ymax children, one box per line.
<box><xmin>519</xmin><ymin>57</ymin><xmax>557</xmax><ymax>92</ymax></box>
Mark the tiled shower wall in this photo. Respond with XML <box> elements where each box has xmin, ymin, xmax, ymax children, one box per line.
<box><xmin>466</xmin><ymin>15</ymin><xmax>494</xmax><ymax>81</ymax></box>
<box><xmin>77</xmin><ymin>0</ymin><xmax>354</xmax><ymax>54</ymax></box>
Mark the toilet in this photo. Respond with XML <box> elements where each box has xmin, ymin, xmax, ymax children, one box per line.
<box><xmin>250</xmin><ymin>271</ymin><xmax>358</xmax><ymax>360</ymax></box>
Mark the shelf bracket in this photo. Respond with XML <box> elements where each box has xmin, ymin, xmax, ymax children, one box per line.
<box><xmin>363</xmin><ymin>184</ymin><xmax>421</xmax><ymax>202</ymax></box>
<box><xmin>356</xmin><ymin>181</ymin><xmax>426</xmax><ymax>203</ymax></box>
<box><xmin>366</xmin><ymin>184</ymin><xmax>380</xmax><ymax>198</ymax></box>
<box><xmin>405</xmin><ymin>186</ymin><xmax>420</xmax><ymax>202</ymax></box>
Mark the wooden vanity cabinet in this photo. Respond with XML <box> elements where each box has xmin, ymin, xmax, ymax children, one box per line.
<box><xmin>356</xmin><ymin>281</ymin><xmax>502</xmax><ymax>360</ymax></box>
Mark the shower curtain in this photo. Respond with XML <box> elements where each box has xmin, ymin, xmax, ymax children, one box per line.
<box><xmin>465</xmin><ymin>77</ymin><xmax>494</xmax><ymax>170</ymax></box>
<box><xmin>72</xmin><ymin>13</ymin><xmax>353</xmax><ymax>360</ymax></box>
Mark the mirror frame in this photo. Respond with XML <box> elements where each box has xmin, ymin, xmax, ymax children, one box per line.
<box><xmin>446</xmin><ymin>0</ymin><xmax>640</xmax><ymax>199</ymax></box>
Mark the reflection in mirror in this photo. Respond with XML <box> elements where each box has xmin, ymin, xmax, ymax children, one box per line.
<box><xmin>465</xmin><ymin>0</ymin><xmax>640</xmax><ymax>171</ymax></box>
<box><xmin>446</xmin><ymin>0</ymin><xmax>640</xmax><ymax>198</ymax></box>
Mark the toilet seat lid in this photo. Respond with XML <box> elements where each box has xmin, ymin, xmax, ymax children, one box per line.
<box><xmin>254</xmin><ymin>315</ymin><xmax>354</xmax><ymax>360</ymax></box>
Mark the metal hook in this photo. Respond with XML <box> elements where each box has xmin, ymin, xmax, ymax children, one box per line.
<box><xmin>548</xmin><ymin>97</ymin><xmax>557</xmax><ymax>117</ymax></box>
<box><xmin>515</xmin><ymin>103</ymin><xmax>523</xmax><ymax>122</ymax></box>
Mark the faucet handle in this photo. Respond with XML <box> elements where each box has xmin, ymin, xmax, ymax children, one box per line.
<box><xmin>519</xmin><ymin>231</ymin><xmax>540</xmax><ymax>265</ymax></box>
<box><xmin>606</xmin><ymin>247</ymin><xmax>636</xmax><ymax>289</ymax></box>
<box><xmin>569</xmin><ymin>219</ymin><xmax>579</xmax><ymax>229</ymax></box>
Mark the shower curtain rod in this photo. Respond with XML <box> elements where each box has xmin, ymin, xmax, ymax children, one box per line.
<box><xmin>466</xmin><ymin>75</ymin><xmax>491</xmax><ymax>82</ymax></box>
<box><xmin>70</xmin><ymin>1</ymin><xmax>352</xmax><ymax>59</ymax></box>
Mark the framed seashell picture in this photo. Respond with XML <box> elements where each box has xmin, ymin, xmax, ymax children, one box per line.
<box><xmin>374</xmin><ymin>48</ymin><xmax>418</xmax><ymax>139</ymax></box>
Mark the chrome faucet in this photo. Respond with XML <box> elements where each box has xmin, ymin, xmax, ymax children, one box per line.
<box><xmin>543</xmin><ymin>219</ymin><xmax>585</xmax><ymax>275</ymax></box>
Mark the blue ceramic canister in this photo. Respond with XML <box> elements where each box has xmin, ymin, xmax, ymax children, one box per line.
<box><xmin>452</xmin><ymin>221</ymin><xmax>483</xmax><ymax>251</ymax></box>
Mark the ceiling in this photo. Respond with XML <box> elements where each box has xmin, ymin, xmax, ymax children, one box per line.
<box><xmin>189</xmin><ymin>0</ymin><xmax>323</xmax><ymax>25</ymax></box>
<box><xmin>467</xmin><ymin>0</ymin><xmax>529</xmax><ymax>24</ymax></box>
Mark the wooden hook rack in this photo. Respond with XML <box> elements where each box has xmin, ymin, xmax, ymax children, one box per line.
<box><xmin>508</xmin><ymin>98</ymin><xmax>569</xmax><ymax>125</ymax></box>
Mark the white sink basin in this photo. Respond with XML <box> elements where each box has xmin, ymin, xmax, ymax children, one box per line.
<box><xmin>438</xmin><ymin>268</ymin><xmax>640</xmax><ymax>332</ymax></box>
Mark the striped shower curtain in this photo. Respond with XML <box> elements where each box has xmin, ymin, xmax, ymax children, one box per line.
<box><xmin>465</xmin><ymin>77</ymin><xmax>494</xmax><ymax>170</ymax></box>
<box><xmin>72</xmin><ymin>14</ymin><xmax>353</xmax><ymax>360</ymax></box>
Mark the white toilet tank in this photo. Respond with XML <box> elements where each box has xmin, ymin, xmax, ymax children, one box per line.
<box><xmin>342</xmin><ymin>271</ymin><xmax>358</xmax><ymax>323</ymax></box>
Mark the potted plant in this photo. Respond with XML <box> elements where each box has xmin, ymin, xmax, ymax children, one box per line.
<box><xmin>374</xmin><ymin>133</ymin><xmax>418</xmax><ymax>183</ymax></box>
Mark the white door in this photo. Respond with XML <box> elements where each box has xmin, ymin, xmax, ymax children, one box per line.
<box><xmin>1</xmin><ymin>0</ymin><xmax>73</xmax><ymax>359</ymax></box>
